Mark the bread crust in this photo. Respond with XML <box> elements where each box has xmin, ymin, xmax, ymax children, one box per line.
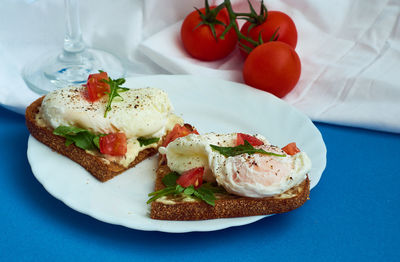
<box><xmin>150</xmin><ymin>155</ymin><xmax>310</xmax><ymax>220</ymax></box>
<box><xmin>25</xmin><ymin>96</ymin><xmax>157</xmax><ymax>182</ymax></box>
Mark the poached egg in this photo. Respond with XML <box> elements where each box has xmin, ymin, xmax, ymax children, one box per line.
<box><xmin>160</xmin><ymin>133</ymin><xmax>312</xmax><ymax>198</ymax></box>
<box><xmin>39</xmin><ymin>85</ymin><xmax>183</xmax><ymax>167</ymax></box>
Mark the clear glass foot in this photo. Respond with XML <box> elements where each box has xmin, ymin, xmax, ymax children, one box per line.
<box><xmin>22</xmin><ymin>48</ymin><xmax>125</xmax><ymax>95</ymax></box>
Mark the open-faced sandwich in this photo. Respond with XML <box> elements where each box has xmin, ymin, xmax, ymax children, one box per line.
<box><xmin>148</xmin><ymin>129</ymin><xmax>312</xmax><ymax>220</ymax></box>
<box><xmin>26</xmin><ymin>72</ymin><xmax>183</xmax><ymax>182</ymax></box>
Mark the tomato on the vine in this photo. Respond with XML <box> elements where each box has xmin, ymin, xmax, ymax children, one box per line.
<box><xmin>243</xmin><ymin>41</ymin><xmax>301</xmax><ymax>98</ymax></box>
<box><xmin>240</xmin><ymin>11</ymin><xmax>297</xmax><ymax>57</ymax></box>
<box><xmin>180</xmin><ymin>6</ymin><xmax>238</xmax><ymax>61</ymax></box>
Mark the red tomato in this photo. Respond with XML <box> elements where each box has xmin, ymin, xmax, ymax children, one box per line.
<box><xmin>282</xmin><ymin>142</ymin><xmax>301</xmax><ymax>155</ymax></box>
<box><xmin>240</xmin><ymin>11</ymin><xmax>297</xmax><ymax>57</ymax></box>
<box><xmin>243</xmin><ymin>41</ymin><xmax>301</xmax><ymax>98</ymax></box>
<box><xmin>177</xmin><ymin>167</ymin><xmax>204</xmax><ymax>188</ymax></box>
<box><xmin>180</xmin><ymin>7</ymin><xmax>238</xmax><ymax>61</ymax></box>
<box><xmin>236</xmin><ymin>133</ymin><xmax>264</xmax><ymax>146</ymax></box>
<box><xmin>85</xmin><ymin>72</ymin><xmax>110</xmax><ymax>102</ymax></box>
<box><xmin>99</xmin><ymin>133</ymin><xmax>127</xmax><ymax>156</ymax></box>
<box><xmin>162</xmin><ymin>124</ymin><xmax>199</xmax><ymax>147</ymax></box>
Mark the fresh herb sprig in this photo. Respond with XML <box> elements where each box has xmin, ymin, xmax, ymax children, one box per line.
<box><xmin>147</xmin><ymin>172</ymin><xmax>224</xmax><ymax>206</ymax></box>
<box><xmin>210</xmin><ymin>140</ymin><xmax>285</xmax><ymax>157</ymax></box>
<box><xmin>147</xmin><ymin>185</ymin><xmax>183</xmax><ymax>204</ymax></box>
<box><xmin>137</xmin><ymin>137</ymin><xmax>160</xmax><ymax>147</ymax></box>
<box><xmin>162</xmin><ymin>171</ymin><xmax>180</xmax><ymax>186</ymax></box>
<box><xmin>53</xmin><ymin>125</ymin><xmax>103</xmax><ymax>150</ymax></box>
<box><xmin>102</xmin><ymin>76</ymin><xmax>129</xmax><ymax>117</ymax></box>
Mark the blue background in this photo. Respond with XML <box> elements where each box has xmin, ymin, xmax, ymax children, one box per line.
<box><xmin>0</xmin><ymin>106</ymin><xmax>399</xmax><ymax>261</ymax></box>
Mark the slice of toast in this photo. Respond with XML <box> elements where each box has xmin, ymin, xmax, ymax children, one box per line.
<box><xmin>150</xmin><ymin>156</ymin><xmax>310</xmax><ymax>220</ymax></box>
<box><xmin>26</xmin><ymin>96</ymin><xmax>158</xmax><ymax>182</ymax></box>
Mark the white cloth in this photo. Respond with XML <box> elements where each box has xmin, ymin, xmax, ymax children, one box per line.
<box><xmin>1</xmin><ymin>0</ymin><xmax>399</xmax><ymax>133</ymax></box>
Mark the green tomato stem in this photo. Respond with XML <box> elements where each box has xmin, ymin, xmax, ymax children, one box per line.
<box><xmin>222</xmin><ymin>0</ymin><xmax>260</xmax><ymax>47</ymax></box>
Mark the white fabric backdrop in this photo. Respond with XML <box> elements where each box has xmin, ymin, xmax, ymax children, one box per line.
<box><xmin>1</xmin><ymin>0</ymin><xmax>399</xmax><ymax>133</ymax></box>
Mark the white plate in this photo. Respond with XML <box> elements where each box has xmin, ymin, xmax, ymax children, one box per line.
<box><xmin>27</xmin><ymin>75</ymin><xmax>327</xmax><ymax>233</ymax></box>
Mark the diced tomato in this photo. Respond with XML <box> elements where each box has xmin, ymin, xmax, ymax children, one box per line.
<box><xmin>176</xmin><ymin>167</ymin><xmax>204</xmax><ymax>188</ymax></box>
<box><xmin>85</xmin><ymin>72</ymin><xmax>110</xmax><ymax>102</ymax></box>
<box><xmin>99</xmin><ymin>133</ymin><xmax>127</xmax><ymax>156</ymax></box>
<box><xmin>282</xmin><ymin>142</ymin><xmax>301</xmax><ymax>155</ymax></box>
<box><xmin>236</xmin><ymin>133</ymin><xmax>264</xmax><ymax>146</ymax></box>
<box><xmin>162</xmin><ymin>124</ymin><xmax>199</xmax><ymax>147</ymax></box>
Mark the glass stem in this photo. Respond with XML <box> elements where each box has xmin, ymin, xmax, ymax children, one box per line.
<box><xmin>63</xmin><ymin>0</ymin><xmax>85</xmax><ymax>55</ymax></box>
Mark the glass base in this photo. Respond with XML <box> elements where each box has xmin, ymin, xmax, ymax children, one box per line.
<box><xmin>22</xmin><ymin>48</ymin><xmax>125</xmax><ymax>95</ymax></box>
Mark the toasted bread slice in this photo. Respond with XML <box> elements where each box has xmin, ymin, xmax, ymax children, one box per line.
<box><xmin>26</xmin><ymin>96</ymin><xmax>158</xmax><ymax>182</ymax></box>
<box><xmin>150</xmin><ymin>156</ymin><xmax>310</xmax><ymax>220</ymax></box>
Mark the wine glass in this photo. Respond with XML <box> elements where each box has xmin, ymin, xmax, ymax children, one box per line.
<box><xmin>22</xmin><ymin>0</ymin><xmax>125</xmax><ymax>95</ymax></box>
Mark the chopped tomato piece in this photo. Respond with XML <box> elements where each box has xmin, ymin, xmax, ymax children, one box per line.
<box><xmin>236</xmin><ymin>133</ymin><xmax>264</xmax><ymax>146</ymax></box>
<box><xmin>162</xmin><ymin>124</ymin><xmax>199</xmax><ymax>147</ymax></box>
<box><xmin>99</xmin><ymin>133</ymin><xmax>127</xmax><ymax>156</ymax></box>
<box><xmin>176</xmin><ymin>167</ymin><xmax>204</xmax><ymax>188</ymax></box>
<box><xmin>282</xmin><ymin>142</ymin><xmax>301</xmax><ymax>155</ymax></box>
<box><xmin>85</xmin><ymin>72</ymin><xmax>110</xmax><ymax>102</ymax></box>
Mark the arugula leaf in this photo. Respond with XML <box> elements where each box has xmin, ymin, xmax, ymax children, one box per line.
<box><xmin>201</xmin><ymin>182</ymin><xmax>227</xmax><ymax>194</ymax></box>
<box><xmin>53</xmin><ymin>126</ymin><xmax>88</xmax><ymax>136</ymax></box>
<box><xmin>53</xmin><ymin>125</ymin><xmax>101</xmax><ymax>151</ymax></box>
<box><xmin>102</xmin><ymin>77</ymin><xmax>129</xmax><ymax>117</ymax></box>
<box><xmin>183</xmin><ymin>185</ymin><xmax>195</xmax><ymax>196</ymax></box>
<box><xmin>210</xmin><ymin>140</ymin><xmax>285</xmax><ymax>157</ymax></box>
<box><xmin>195</xmin><ymin>187</ymin><xmax>216</xmax><ymax>206</ymax></box>
<box><xmin>93</xmin><ymin>134</ymin><xmax>106</xmax><ymax>149</ymax></box>
<box><xmin>69</xmin><ymin>132</ymin><xmax>97</xmax><ymax>150</ymax></box>
<box><xmin>147</xmin><ymin>173</ymin><xmax>220</xmax><ymax>206</ymax></box>
<box><xmin>175</xmin><ymin>184</ymin><xmax>185</xmax><ymax>193</ymax></box>
<box><xmin>146</xmin><ymin>186</ymin><xmax>178</xmax><ymax>204</ymax></box>
<box><xmin>65</xmin><ymin>139</ymin><xmax>74</xmax><ymax>147</ymax></box>
<box><xmin>137</xmin><ymin>137</ymin><xmax>160</xmax><ymax>147</ymax></box>
<box><xmin>161</xmin><ymin>172</ymin><xmax>180</xmax><ymax>187</ymax></box>
<box><xmin>93</xmin><ymin>136</ymin><xmax>100</xmax><ymax>149</ymax></box>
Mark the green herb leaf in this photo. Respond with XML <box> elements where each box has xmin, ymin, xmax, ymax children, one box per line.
<box><xmin>210</xmin><ymin>140</ymin><xmax>286</xmax><ymax>157</ymax></box>
<box><xmin>93</xmin><ymin>136</ymin><xmax>100</xmax><ymax>149</ymax></box>
<box><xmin>65</xmin><ymin>139</ymin><xmax>74</xmax><ymax>147</ymax></box>
<box><xmin>147</xmin><ymin>181</ymin><xmax>220</xmax><ymax>206</ymax></box>
<box><xmin>137</xmin><ymin>137</ymin><xmax>160</xmax><ymax>147</ymax></box>
<box><xmin>194</xmin><ymin>187</ymin><xmax>216</xmax><ymax>206</ymax></box>
<box><xmin>176</xmin><ymin>184</ymin><xmax>185</xmax><ymax>193</ymax></box>
<box><xmin>53</xmin><ymin>126</ymin><xmax>88</xmax><ymax>136</ymax></box>
<box><xmin>161</xmin><ymin>172</ymin><xmax>180</xmax><ymax>187</ymax></box>
<box><xmin>92</xmin><ymin>134</ymin><xmax>106</xmax><ymax>149</ymax></box>
<box><xmin>201</xmin><ymin>182</ymin><xmax>227</xmax><ymax>194</ymax></box>
<box><xmin>69</xmin><ymin>132</ymin><xmax>97</xmax><ymax>150</ymax></box>
<box><xmin>147</xmin><ymin>167</ymin><xmax>229</xmax><ymax>206</ymax></box>
<box><xmin>183</xmin><ymin>185</ymin><xmax>195</xmax><ymax>196</ymax></box>
<box><xmin>102</xmin><ymin>76</ymin><xmax>129</xmax><ymax>117</ymax></box>
<box><xmin>146</xmin><ymin>186</ymin><xmax>177</xmax><ymax>204</ymax></box>
<box><xmin>53</xmin><ymin>125</ymin><xmax>101</xmax><ymax>150</ymax></box>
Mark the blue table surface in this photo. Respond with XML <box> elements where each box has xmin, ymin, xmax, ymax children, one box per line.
<box><xmin>0</xmin><ymin>105</ymin><xmax>399</xmax><ymax>262</ymax></box>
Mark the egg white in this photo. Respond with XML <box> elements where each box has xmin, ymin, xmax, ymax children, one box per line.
<box><xmin>40</xmin><ymin>86</ymin><xmax>180</xmax><ymax>138</ymax></box>
<box><xmin>162</xmin><ymin>133</ymin><xmax>312</xmax><ymax>198</ymax></box>
<box><xmin>40</xmin><ymin>85</ymin><xmax>183</xmax><ymax>167</ymax></box>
